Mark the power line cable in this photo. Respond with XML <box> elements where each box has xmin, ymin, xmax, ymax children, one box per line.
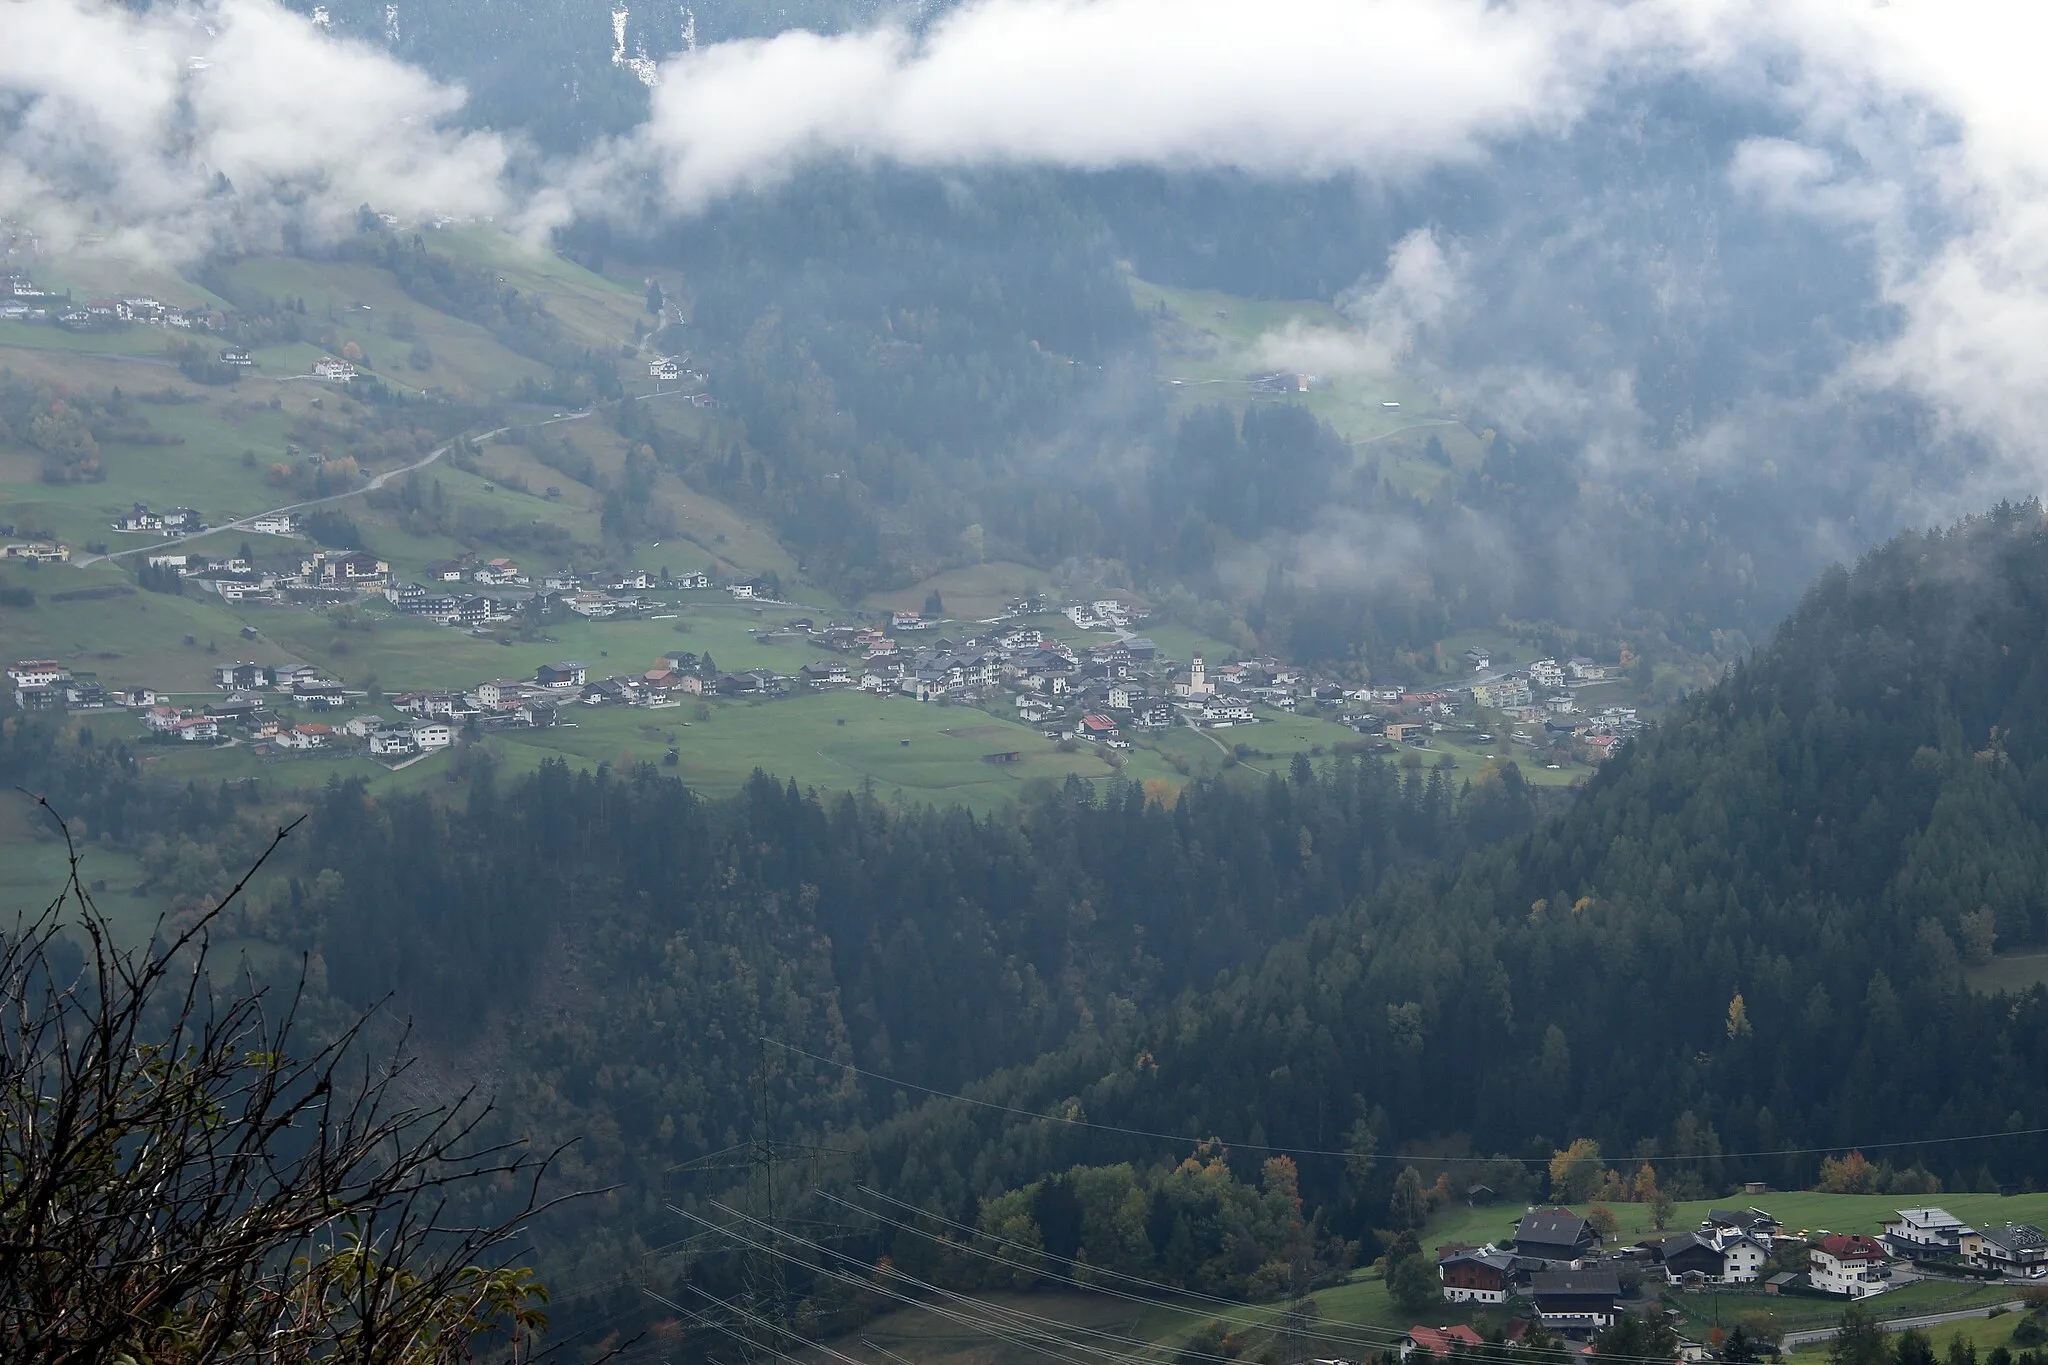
<box><xmin>825</xmin><ymin>1186</ymin><xmax>1412</xmax><ymax>1354</ymax></box>
<box><xmin>671</xmin><ymin>1202</ymin><xmax>1197</xmax><ymax>1365</ymax></box>
<box><xmin>763</xmin><ymin>1036</ymin><xmax>2048</xmax><ymax>1166</ymax></box>
<box><xmin>691</xmin><ymin>1200</ymin><xmax>1704</xmax><ymax>1365</ymax></box>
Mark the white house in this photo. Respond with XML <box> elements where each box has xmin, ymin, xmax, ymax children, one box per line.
<box><xmin>275</xmin><ymin>723</ymin><xmax>333</xmax><ymax>750</ymax></box>
<box><xmin>341</xmin><ymin>715</ymin><xmax>386</xmax><ymax>738</ymax></box>
<box><xmin>1810</xmin><ymin>1235</ymin><xmax>1891</xmax><ymax>1297</ymax></box>
<box><xmin>409</xmin><ymin>721</ymin><xmax>453</xmax><ymax>750</ymax></box>
<box><xmin>1719</xmin><ymin>1234</ymin><xmax>1768</xmax><ymax>1284</ymax></box>
<box><xmin>369</xmin><ymin>730</ymin><xmax>417</xmax><ymax>756</ymax></box>
<box><xmin>1884</xmin><ymin>1209</ymin><xmax>1973</xmax><ymax>1259</ymax></box>
<box><xmin>8</xmin><ymin>660</ymin><xmax>68</xmax><ymax>689</ymax></box>
<box><xmin>1529</xmin><ymin>658</ymin><xmax>1565</xmax><ymax>689</ymax></box>
<box><xmin>312</xmin><ymin>357</ymin><xmax>356</xmax><ymax>382</ymax></box>
<box><xmin>246</xmin><ymin>512</ymin><xmax>301</xmax><ymax>536</ymax></box>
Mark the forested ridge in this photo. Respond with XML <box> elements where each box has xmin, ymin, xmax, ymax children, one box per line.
<box><xmin>14</xmin><ymin>507</ymin><xmax>2048</xmax><ymax>1322</ymax></box>
<box><xmin>0</xmin><ymin>707</ymin><xmax>1534</xmax><ymax>1282</ymax></box>
<box><xmin>851</xmin><ymin>505</ymin><xmax>2048</xmax><ymax>1255</ymax></box>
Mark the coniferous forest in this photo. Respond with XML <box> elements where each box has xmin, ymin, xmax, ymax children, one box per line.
<box><xmin>13</xmin><ymin>505</ymin><xmax>2048</xmax><ymax>1328</ymax></box>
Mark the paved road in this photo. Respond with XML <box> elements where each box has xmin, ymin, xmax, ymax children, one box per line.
<box><xmin>1780</xmin><ymin>1298</ymin><xmax>2025</xmax><ymax>1350</ymax></box>
<box><xmin>73</xmin><ymin>407</ymin><xmax>600</xmax><ymax>568</ymax></box>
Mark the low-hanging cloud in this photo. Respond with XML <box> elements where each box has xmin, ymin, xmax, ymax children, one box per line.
<box><xmin>616</xmin><ymin>0</ymin><xmax>1621</xmax><ymax>211</ymax></box>
<box><xmin>11</xmin><ymin>0</ymin><xmax>2048</xmax><ymax>511</ymax></box>
<box><xmin>0</xmin><ymin>0</ymin><xmax>509</xmax><ymax>260</ymax></box>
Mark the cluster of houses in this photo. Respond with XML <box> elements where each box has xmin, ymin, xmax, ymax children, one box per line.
<box><xmin>1427</xmin><ymin>1202</ymin><xmax>2048</xmax><ymax>1344</ymax></box>
<box><xmin>3</xmin><ymin>539</ymin><xmax>70</xmax><ymax>562</ymax></box>
<box><xmin>0</xmin><ymin>273</ymin><xmax>220</xmax><ymax>332</ymax></box>
<box><xmin>112</xmin><ymin>503</ymin><xmax>206</xmax><ymax>536</ymax></box>
<box><xmin>7</xmin><ymin>660</ymin><xmax>157</xmax><ymax>713</ymax></box>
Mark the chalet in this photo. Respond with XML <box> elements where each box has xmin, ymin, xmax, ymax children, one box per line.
<box><xmin>1528</xmin><ymin>1269</ymin><xmax>1621</xmax><ymax>1333</ymax></box>
<box><xmin>1657</xmin><ymin>1233</ymin><xmax>1765</xmax><ymax>1285</ymax></box>
<box><xmin>219</xmin><ymin>348</ymin><xmax>254</xmax><ymax>366</ymax></box>
<box><xmin>386</xmin><ymin>581</ymin><xmax>429</xmax><ymax>610</ymax></box>
<box><xmin>649</xmin><ymin>358</ymin><xmax>682</xmax><ymax>380</ymax></box>
<box><xmin>474</xmin><ymin>558</ymin><xmax>522</xmax><ymax>585</ymax></box>
<box><xmin>1960</xmin><ymin>1224</ymin><xmax>2048</xmax><ymax>1278</ymax></box>
<box><xmin>113</xmin><ymin>687</ymin><xmax>161</xmax><ymax>709</ymax></box>
<box><xmin>424</xmin><ymin>559</ymin><xmax>468</xmax><ymax>582</ymax></box>
<box><xmin>799</xmin><ymin>662</ymin><xmax>849</xmax><ymax>689</ymax></box>
<box><xmin>1569</xmin><ymin>657</ymin><xmax>1607</xmax><ymax>681</ymax></box>
<box><xmin>674</xmin><ymin>571</ymin><xmax>711</xmax><ymax>590</ymax></box>
<box><xmin>64</xmin><ymin>680</ymin><xmax>106</xmax><ymax>709</ymax></box>
<box><xmin>8</xmin><ymin>660</ymin><xmax>68</xmax><ymax>689</ymax></box>
<box><xmin>457</xmin><ymin>596</ymin><xmax>495</xmax><ymax>627</ymax></box>
<box><xmin>1810</xmin><ymin>1235</ymin><xmax>1891</xmax><ymax>1297</ymax></box>
<box><xmin>216</xmin><ymin>662</ymin><xmax>274</xmax><ymax>691</ymax></box>
<box><xmin>204</xmin><ymin>695</ymin><xmax>266</xmax><ymax>724</ymax></box>
<box><xmin>1704</xmin><ymin>1209</ymin><xmax>1782</xmax><ymax>1242</ymax></box>
<box><xmin>113</xmin><ymin>504</ymin><xmax>164</xmax><ymax>533</ymax></box>
<box><xmin>1514</xmin><ymin>1208</ymin><xmax>1601</xmax><ymax>1261</ymax></box>
<box><xmin>1884</xmin><ymin>1208</ymin><xmax>1972</xmax><ymax>1260</ymax></box>
<box><xmin>276</xmin><ymin>723</ymin><xmax>333</xmax><ymax>750</ymax></box>
<box><xmin>172</xmin><ymin>716</ymin><xmax>220</xmax><ymax>742</ymax></box>
<box><xmin>409</xmin><ymin>722</ymin><xmax>453</xmax><ymax>750</ymax></box>
<box><xmin>475</xmin><ymin>680</ymin><xmax>527</xmax><ymax>708</ymax></box>
<box><xmin>1080</xmin><ymin>714</ymin><xmax>1118</xmax><ymax>737</ymax></box>
<box><xmin>341</xmin><ymin>715</ymin><xmax>386</xmax><ymax>738</ymax></box>
<box><xmin>566</xmin><ymin>592</ymin><xmax>619</xmax><ymax>618</ymax></box>
<box><xmin>1134</xmin><ymin>703</ymin><xmax>1175</xmax><ymax>729</ymax></box>
<box><xmin>317</xmin><ymin>551</ymin><xmax>388</xmax><ymax>584</ymax></box>
<box><xmin>729</xmin><ymin>581</ymin><xmax>758</xmax><ymax>601</ymax></box>
<box><xmin>244</xmin><ymin>511</ymin><xmax>299</xmax><ymax>540</ymax></box>
<box><xmin>536</xmin><ymin>662</ymin><xmax>587</xmax><ymax>689</ymax></box>
<box><xmin>1401</xmin><ymin>1326</ymin><xmax>1485</xmax><ymax>1360</ymax></box>
<box><xmin>312</xmin><ymin>357</ymin><xmax>356</xmax><ymax>382</ymax></box>
<box><xmin>290</xmin><ymin>680</ymin><xmax>347</xmax><ymax>709</ymax></box>
<box><xmin>369</xmin><ymin>729</ymin><xmax>417</xmax><ymax>756</ymax></box>
<box><xmin>1436</xmin><ymin>1248</ymin><xmax>1513</xmax><ymax>1304</ymax></box>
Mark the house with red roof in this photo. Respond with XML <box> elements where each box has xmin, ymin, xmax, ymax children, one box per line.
<box><xmin>1403</xmin><ymin>1326</ymin><xmax>1486</xmax><ymax>1359</ymax></box>
<box><xmin>1810</xmin><ymin>1234</ymin><xmax>1891</xmax><ymax>1297</ymax></box>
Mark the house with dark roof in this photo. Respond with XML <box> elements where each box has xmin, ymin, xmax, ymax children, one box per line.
<box><xmin>1704</xmin><ymin>1208</ymin><xmax>1782</xmax><ymax>1241</ymax></box>
<box><xmin>1528</xmin><ymin>1269</ymin><xmax>1621</xmax><ymax>1333</ymax></box>
<box><xmin>1437</xmin><ymin>1247</ymin><xmax>1514</xmax><ymax>1304</ymax></box>
<box><xmin>1515</xmin><ymin>1208</ymin><xmax>1601</xmax><ymax>1260</ymax></box>
<box><xmin>1656</xmin><ymin>1232</ymin><xmax>1766</xmax><ymax>1285</ymax></box>
<box><xmin>1883</xmin><ymin>1208</ymin><xmax>1972</xmax><ymax>1260</ymax></box>
<box><xmin>1960</xmin><ymin>1223</ymin><xmax>2048</xmax><ymax>1278</ymax></box>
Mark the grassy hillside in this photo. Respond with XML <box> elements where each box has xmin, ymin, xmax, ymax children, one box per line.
<box><xmin>1129</xmin><ymin>273</ymin><xmax>1489</xmax><ymax>500</ymax></box>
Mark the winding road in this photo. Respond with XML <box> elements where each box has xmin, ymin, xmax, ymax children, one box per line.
<box><xmin>73</xmin><ymin>407</ymin><xmax>597</xmax><ymax>568</ymax></box>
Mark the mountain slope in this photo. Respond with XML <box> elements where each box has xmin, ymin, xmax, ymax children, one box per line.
<box><xmin>861</xmin><ymin>504</ymin><xmax>2048</xmax><ymax>1232</ymax></box>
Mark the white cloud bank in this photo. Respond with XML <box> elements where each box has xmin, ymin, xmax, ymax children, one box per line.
<box><xmin>7</xmin><ymin>0</ymin><xmax>2048</xmax><ymax>491</ymax></box>
<box><xmin>0</xmin><ymin>0</ymin><xmax>509</xmax><ymax>259</ymax></box>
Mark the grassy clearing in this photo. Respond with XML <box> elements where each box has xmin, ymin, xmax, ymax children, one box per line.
<box><xmin>424</xmin><ymin>228</ymin><xmax>642</xmax><ymax>350</ymax></box>
<box><xmin>863</xmin><ymin>561</ymin><xmax>1052</xmax><ymax>622</ymax></box>
<box><xmin>485</xmin><ymin>691</ymin><xmax>1155</xmax><ymax>809</ymax></box>
<box><xmin>0</xmin><ymin>560</ymin><xmax>300</xmax><ymax>692</ymax></box>
<box><xmin>1128</xmin><ymin>274</ymin><xmax>1488</xmax><ymax>499</ymax></box>
<box><xmin>0</xmin><ymin>794</ymin><xmax>169</xmax><ymax>942</ymax></box>
<box><xmin>215</xmin><ymin>258</ymin><xmax>550</xmax><ymax>401</ymax></box>
<box><xmin>1966</xmin><ymin>951</ymin><xmax>2048</xmax><ymax>996</ymax></box>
